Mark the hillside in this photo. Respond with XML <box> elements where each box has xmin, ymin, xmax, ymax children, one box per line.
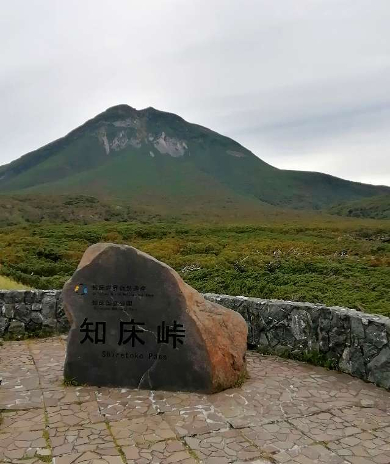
<box><xmin>0</xmin><ymin>194</ymin><xmax>145</xmax><ymax>226</ymax></box>
<box><xmin>0</xmin><ymin>193</ymin><xmax>331</xmax><ymax>226</ymax></box>
<box><xmin>329</xmin><ymin>194</ymin><xmax>390</xmax><ymax>219</ymax></box>
<box><xmin>0</xmin><ymin>104</ymin><xmax>388</xmax><ymax>215</ymax></box>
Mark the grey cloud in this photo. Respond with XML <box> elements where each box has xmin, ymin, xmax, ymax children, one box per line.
<box><xmin>1</xmin><ymin>0</ymin><xmax>389</xmax><ymax>185</ymax></box>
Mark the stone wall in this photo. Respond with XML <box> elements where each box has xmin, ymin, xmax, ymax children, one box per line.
<box><xmin>204</xmin><ymin>294</ymin><xmax>390</xmax><ymax>390</ymax></box>
<box><xmin>0</xmin><ymin>290</ymin><xmax>67</xmax><ymax>337</ymax></box>
<box><xmin>1</xmin><ymin>290</ymin><xmax>390</xmax><ymax>389</ymax></box>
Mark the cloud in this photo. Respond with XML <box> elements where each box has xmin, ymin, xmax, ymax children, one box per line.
<box><xmin>1</xmin><ymin>0</ymin><xmax>389</xmax><ymax>185</ymax></box>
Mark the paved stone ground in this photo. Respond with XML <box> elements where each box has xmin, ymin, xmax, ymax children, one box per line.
<box><xmin>1</xmin><ymin>337</ymin><xmax>390</xmax><ymax>464</ymax></box>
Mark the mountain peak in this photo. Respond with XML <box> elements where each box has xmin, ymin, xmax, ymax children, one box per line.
<box><xmin>90</xmin><ymin>104</ymin><xmax>186</xmax><ymax>126</ymax></box>
<box><xmin>99</xmin><ymin>104</ymin><xmax>137</xmax><ymax>118</ymax></box>
<box><xmin>106</xmin><ymin>104</ymin><xmax>135</xmax><ymax>111</ymax></box>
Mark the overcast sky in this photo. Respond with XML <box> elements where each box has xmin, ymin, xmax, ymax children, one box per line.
<box><xmin>2</xmin><ymin>0</ymin><xmax>390</xmax><ymax>186</ymax></box>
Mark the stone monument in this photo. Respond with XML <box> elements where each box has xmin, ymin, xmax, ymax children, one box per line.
<box><xmin>63</xmin><ymin>243</ymin><xmax>247</xmax><ymax>392</ymax></box>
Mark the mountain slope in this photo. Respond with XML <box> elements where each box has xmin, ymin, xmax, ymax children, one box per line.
<box><xmin>329</xmin><ymin>194</ymin><xmax>390</xmax><ymax>219</ymax></box>
<box><xmin>0</xmin><ymin>104</ymin><xmax>388</xmax><ymax>214</ymax></box>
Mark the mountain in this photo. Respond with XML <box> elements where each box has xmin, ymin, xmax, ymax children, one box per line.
<box><xmin>0</xmin><ymin>104</ymin><xmax>388</xmax><ymax>217</ymax></box>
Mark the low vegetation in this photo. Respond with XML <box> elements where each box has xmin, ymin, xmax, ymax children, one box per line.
<box><xmin>329</xmin><ymin>194</ymin><xmax>390</xmax><ymax>219</ymax></box>
<box><xmin>0</xmin><ymin>218</ymin><xmax>389</xmax><ymax>316</ymax></box>
<box><xmin>0</xmin><ymin>275</ymin><xmax>31</xmax><ymax>290</ymax></box>
<box><xmin>0</xmin><ymin>194</ymin><xmax>144</xmax><ymax>226</ymax></box>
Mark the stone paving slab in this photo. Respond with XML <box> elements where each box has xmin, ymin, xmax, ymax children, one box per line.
<box><xmin>289</xmin><ymin>412</ymin><xmax>363</xmax><ymax>442</ymax></box>
<box><xmin>151</xmin><ymin>391</ymin><xmax>229</xmax><ymax>437</ymax></box>
<box><xmin>272</xmin><ymin>443</ymin><xmax>348</xmax><ymax>463</ymax></box>
<box><xmin>0</xmin><ymin>428</ymin><xmax>50</xmax><ymax>463</ymax></box>
<box><xmin>241</xmin><ymin>421</ymin><xmax>314</xmax><ymax>454</ymax></box>
<box><xmin>53</xmin><ymin>453</ymin><xmax>124</xmax><ymax>464</ymax></box>
<box><xmin>110</xmin><ymin>416</ymin><xmax>177</xmax><ymax>445</ymax></box>
<box><xmin>0</xmin><ymin>408</ymin><xmax>46</xmax><ymax>431</ymax></box>
<box><xmin>49</xmin><ymin>423</ymin><xmax>119</xmax><ymax>458</ymax></box>
<box><xmin>46</xmin><ymin>401</ymin><xmax>104</xmax><ymax>427</ymax></box>
<box><xmin>331</xmin><ymin>406</ymin><xmax>390</xmax><ymax>430</ymax></box>
<box><xmin>96</xmin><ymin>388</ymin><xmax>155</xmax><ymax>421</ymax></box>
<box><xmin>121</xmin><ymin>439</ymin><xmax>197</xmax><ymax>463</ymax></box>
<box><xmin>328</xmin><ymin>426</ymin><xmax>390</xmax><ymax>464</ymax></box>
<box><xmin>0</xmin><ymin>367</ymin><xmax>40</xmax><ymax>391</ymax></box>
<box><xmin>43</xmin><ymin>386</ymin><xmax>97</xmax><ymax>407</ymax></box>
<box><xmin>1</xmin><ymin>337</ymin><xmax>390</xmax><ymax>464</ymax></box>
<box><xmin>0</xmin><ymin>388</ymin><xmax>43</xmax><ymax>409</ymax></box>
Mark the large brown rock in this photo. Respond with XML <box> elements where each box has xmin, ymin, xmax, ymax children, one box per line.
<box><xmin>63</xmin><ymin>243</ymin><xmax>247</xmax><ymax>392</ymax></box>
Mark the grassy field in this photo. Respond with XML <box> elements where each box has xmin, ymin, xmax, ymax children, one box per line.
<box><xmin>0</xmin><ymin>218</ymin><xmax>389</xmax><ymax>316</ymax></box>
<box><xmin>0</xmin><ymin>275</ymin><xmax>31</xmax><ymax>290</ymax></box>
